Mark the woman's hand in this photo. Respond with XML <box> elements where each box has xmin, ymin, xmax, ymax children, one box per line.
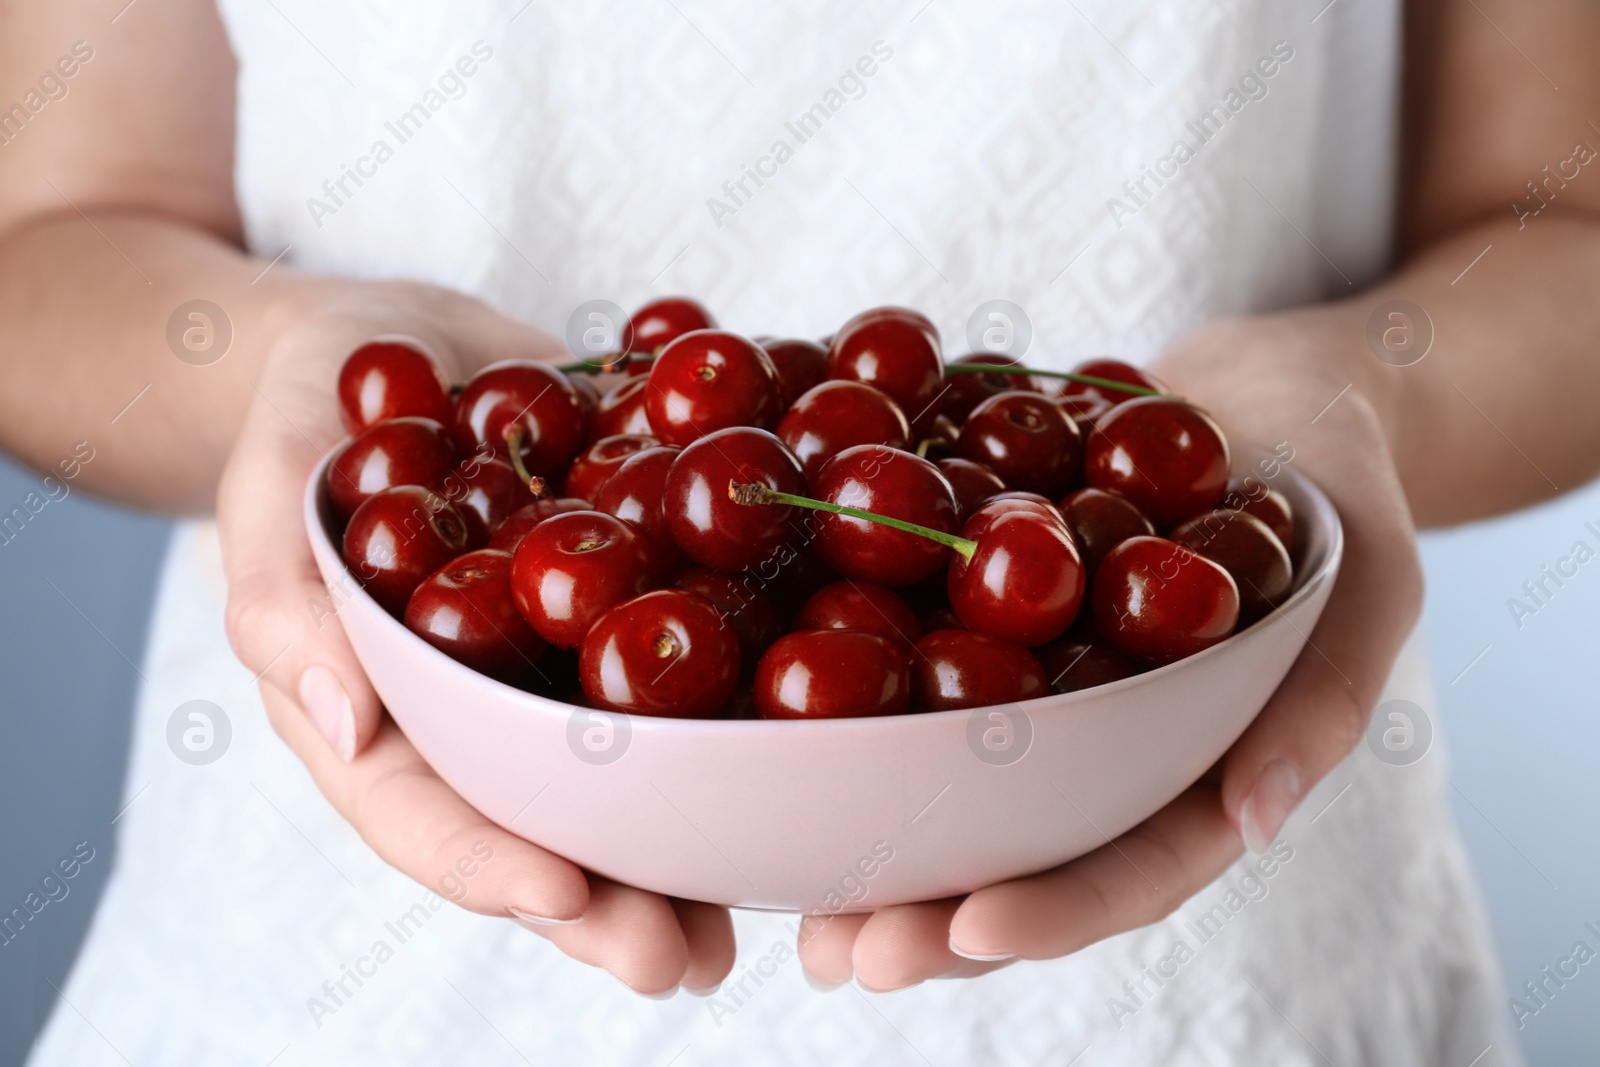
<box><xmin>798</xmin><ymin>309</ymin><xmax>1422</xmax><ymax>991</ymax></box>
<box><xmin>216</xmin><ymin>278</ymin><xmax>735</xmax><ymax>996</ymax></box>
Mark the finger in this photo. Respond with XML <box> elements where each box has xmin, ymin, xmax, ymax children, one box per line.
<box><xmin>796</xmin><ymin>911</ymin><xmax>870</xmax><ymax>986</ymax></box>
<box><xmin>670</xmin><ymin>899</ymin><xmax>737</xmax><ymax>993</ymax></box>
<box><xmin>519</xmin><ymin>877</ymin><xmax>689</xmax><ymax>996</ymax></box>
<box><xmin>849</xmin><ymin>899</ymin><xmax>1013</xmax><ymax>992</ymax></box>
<box><xmin>260</xmin><ymin>687</ymin><xmax>589</xmax><ymax>923</ymax></box>
<box><xmin>1221</xmin><ymin>404</ymin><xmax>1423</xmax><ymax>851</ymax></box>
<box><xmin>946</xmin><ymin>783</ymin><xmax>1240</xmax><ymax>962</ymax></box>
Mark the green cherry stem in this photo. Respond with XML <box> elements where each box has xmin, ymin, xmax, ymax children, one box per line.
<box><xmin>500</xmin><ymin>426</ymin><xmax>546</xmax><ymax>496</ymax></box>
<box><xmin>941</xmin><ymin>362</ymin><xmax>1166</xmax><ymax>398</ymax></box>
<box><xmin>555</xmin><ymin>353</ymin><xmax>631</xmax><ymax>374</ymax></box>
<box><xmin>728</xmin><ymin>481</ymin><xmax>978</xmax><ymax>562</ymax></box>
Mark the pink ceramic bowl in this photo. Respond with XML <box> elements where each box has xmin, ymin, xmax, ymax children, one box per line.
<box><xmin>305</xmin><ymin>462</ymin><xmax>1340</xmax><ymax>912</ymax></box>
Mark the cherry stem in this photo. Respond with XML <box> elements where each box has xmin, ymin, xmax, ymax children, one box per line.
<box><xmin>942</xmin><ymin>362</ymin><xmax>1166</xmax><ymax>397</ymax></box>
<box><xmin>556</xmin><ymin>352</ymin><xmax>634</xmax><ymax>374</ymax></box>
<box><xmin>728</xmin><ymin>481</ymin><xmax>977</xmax><ymax>562</ymax></box>
<box><xmin>501</xmin><ymin>426</ymin><xmax>543</xmax><ymax>494</ymax></box>
<box><xmin>914</xmin><ymin>437</ymin><xmax>947</xmax><ymax>459</ymax></box>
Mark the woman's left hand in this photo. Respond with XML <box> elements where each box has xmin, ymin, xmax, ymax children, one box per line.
<box><xmin>796</xmin><ymin>309</ymin><xmax>1422</xmax><ymax>991</ymax></box>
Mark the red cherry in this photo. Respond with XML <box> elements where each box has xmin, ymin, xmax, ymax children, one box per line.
<box><xmin>326</xmin><ymin>416</ymin><xmax>459</xmax><ymax>523</ymax></box>
<box><xmin>1224</xmin><ymin>477</ymin><xmax>1296</xmax><ymax>554</ymax></box>
<box><xmin>593</xmin><ymin>445</ymin><xmax>686</xmax><ymax>575</ymax></box>
<box><xmin>342</xmin><ymin>486</ymin><xmax>472</xmax><ymax>616</ymax></box>
<box><xmin>909</xmin><ymin>630</ymin><xmax>1047</xmax><ymax>712</ymax></box>
<box><xmin>565</xmin><ymin>434</ymin><xmax>659</xmax><ymax>504</ymax></box>
<box><xmin>941</xmin><ymin>353</ymin><xmax>1042</xmax><ymax>422</ymax></box>
<box><xmin>760</xmin><ymin>338</ymin><xmax>829</xmax><ymax>407</ymax></box>
<box><xmin>569</xmin><ymin>373</ymin><xmax>601</xmax><ymax>416</ymax></box>
<box><xmin>809</xmin><ymin>445</ymin><xmax>960</xmax><ymax>587</ymax></box>
<box><xmin>439</xmin><ymin>456</ymin><xmax>527</xmax><ymax>546</ymax></box>
<box><xmin>1033</xmin><ymin>635</ymin><xmax>1141</xmax><ymax>693</ymax></box>
<box><xmin>957</xmin><ymin>391</ymin><xmax>1082</xmax><ymax>498</ymax></box>
<box><xmin>645</xmin><ymin>330</ymin><xmax>783</xmax><ymax>446</ymax></box>
<box><xmin>936</xmin><ymin>458</ymin><xmax>1008</xmax><ymax>522</ymax></box>
<box><xmin>404</xmin><ymin>549</ymin><xmax>545</xmax><ymax>684</ymax></box>
<box><xmin>826</xmin><ymin>311</ymin><xmax>944</xmax><ymax>433</ymax></box>
<box><xmin>947</xmin><ymin>508</ymin><xmax>1084</xmax><ymax>647</ymax></box>
<box><xmin>777</xmin><ymin>381</ymin><xmax>911</xmax><ymax>482</ymax></box>
<box><xmin>452</xmin><ymin>361</ymin><xmax>587</xmax><ymax>477</ymax></box>
<box><xmin>754</xmin><ymin>630</ymin><xmax>911</xmax><ymax>719</ymax></box>
<box><xmin>1170</xmin><ymin>509</ymin><xmax>1293</xmax><ymax>624</ymax></box>
<box><xmin>1091</xmin><ymin>536</ymin><xmax>1240</xmax><ymax>666</ymax></box>
<box><xmin>510</xmin><ymin>510</ymin><xmax>658</xmax><ymax>649</ymax></box>
<box><xmin>674</xmin><ymin>567</ymin><xmax>785</xmax><ymax>665</ymax></box>
<box><xmin>579</xmin><ymin>589</ymin><xmax>739</xmax><ymax>718</ymax></box>
<box><xmin>835</xmin><ymin>305</ymin><xmax>938</xmax><ymax>345</ymax></box>
<box><xmin>486</xmin><ymin>496</ymin><xmax>593</xmax><ymax>552</ymax></box>
<box><xmin>1058</xmin><ymin>487</ymin><xmax>1155</xmax><ymax>574</ymax></box>
<box><xmin>588</xmin><ymin>377</ymin><xmax>652</xmax><ymax>443</ymax></box>
<box><xmin>663</xmin><ymin>428</ymin><xmax>805</xmax><ymax>573</ymax></box>
<box><xmin>337</xmin><ymin>340</ymin><xmax>451</xmax><ymax>434</ymax></box>
<box><xmin>794</xmin><ymin>581</ymin><xmax>923</xmax><ymax>650</ymax></box>
<box><xmin>969</xmin><ymin>493</ymin><xmax>1067</xmax><ymax>529</ymax></box>
<box><xmin>1084</xmin><ymin>397</ymin><xmax>1230</xmax><ymax>527</ymax></box>
<box><xmin>1060</xmin><ymin>358</ymin><xmax>1168</xmax><ymax>404</ymax></box>
<box><xmin>626</xmin><ymin>296</ymin><xmax>717</xmax><ymax>356</ymax></box>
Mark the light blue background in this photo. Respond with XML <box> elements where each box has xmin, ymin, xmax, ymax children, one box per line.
<box><xmin>0</xmin><ymin>450</ymin><xmax>1595</xmax><ymax>1066</ymax></box>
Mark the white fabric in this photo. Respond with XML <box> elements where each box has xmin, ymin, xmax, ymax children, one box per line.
<box><xmin>30</xmin><ymin>1</ymin><xmax>1523</xmax><ymax>1064</ymax></box>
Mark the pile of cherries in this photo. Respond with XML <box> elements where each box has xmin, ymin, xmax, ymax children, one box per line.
<box><xmin>327</xmin><ymin>298</ymin><xmax>1298</xmax><ymax>720</ymax></box>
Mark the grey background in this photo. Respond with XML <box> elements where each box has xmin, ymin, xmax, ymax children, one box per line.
<box><xmin>0</xmin><ymin>448</ymin><xmax>1595</xmax><ymax>1066</ymax></box>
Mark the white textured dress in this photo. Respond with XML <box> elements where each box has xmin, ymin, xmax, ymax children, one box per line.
<box><xmin>30</xmin><ymin>1</ymin><xmax>1523</xmax><ymax>1064</ymax></box>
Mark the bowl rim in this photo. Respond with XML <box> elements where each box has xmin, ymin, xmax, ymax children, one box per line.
<box><xmin>305</xmin><ymin>452</ymin><xmax>1343</xmax><ymax>736</ymax></box>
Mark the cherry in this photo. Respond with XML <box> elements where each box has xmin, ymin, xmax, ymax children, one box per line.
<box><xmin>569</xmin><ymin>373</ymin><xmax>600</xmax><ymax>416</ymax></box>
<box><xmin>452</xmin><ymin>361</ymin><xmax>587</xmax><ymax>478</ymax></box>
<box><xmin>588</xmin><ymin>444</ymin><xmax>684</xmax><ymax>576</ymax></box>
<box><xmin>487</xmin><ymin>495</ymin><xmax>593</xmax><ymax>552</ymax></box>
<box><xmin>674</xmin><ymin>567</ymin><xmax>784</xmax><ymax>665</ymax></box>
<box><xmin>579</xmin><ymin>589</ymin><xmax>739</xmax><ymax>718</ymax></box>
<box><xmin>1170</xmin><ymin>509</ymin><xmax>1293</xmax><ymax>624</ymax></box>
<box><xmin>1091</xmin><ymin>536</ymin><xmax>1240</xmax><ymax>666</ymax></box>
<box><xmin>587</xmin><ymin>377</ymin><xmax>652</xmax><ymax>443</ymax></box>
<box><xmin>936</xmin><ymin>458</ymin><xmax>1008</xmax><ymax>522</ymax></box>
<box><xmin>337</xmin><ymin>340</ymin><xmax>452</xmax><ymax>434</ymax></box>
<box><xmin>626</xmin><ymin>296</ymin><xmax>717</xmax><ymax>356</ymax></box>
<box><xmin>941</xmin><ymin>353</ymin><xmax>1042</xmax><ymax>422</ymax></box>
<box><xmin>645</xmin><ymin>330</ymin><xmax>783</xmax><ymax>446</ymax></box>
<box><xmin>794</xmin><ymin>580</ymin><xmax>923</xmax><ymax>650</ymax></box>
<box><xmin>1058</xmin><ymin>487</ymin><xmax>1155</xmax><ymax>574</ymax></box>
<box><xmin>1224</xmin><ymin>477</ymin><xmax>1296</xmax><ymax>553</ymax></box>
<box><xmin>1084</xmin><ymin>397</ymin><xmax>1230</xmax><ymax>527</ymax></box>
<box><xmin>1059</xmin><ymin>358</ymin><xmax>1168</xmax><ymax>404</ymax></box>
<box><xmin>777</xmin><ymin>381</ymin><xmax>911</xmax><ymax>482</ymax></box>
<box><xmin>754</xmin><ymin>630</ymin><xmax>911</xmax><ymax>720</ymax></box>
<box><xmin>404</xmin><ymin>549</ymin><xmax>545</xmax><ymax>685</ymax></box>
<box><xmin>835</xmin><ymin>305</ymin><xmax>938</xmax><ymax>347</ymax></box>
<box><xmin>957</xmin><ymin>390</ymin><xmax>1082</xmax><ymax>498</ymax></box>
<box><xmin>510</xmin><ymin>510</ymin><xmax>658</xmax><ymax>649</ymax></box>
<box><xmin>807</xmin><ymin>445</ymin><xmax>960</xmax><ymax>587</ymax></box>
<box><xmin>565</xmin><ymin>434</ymin><xmax>659</xmax><ymax>504</ymax></box>
<box><xmin>826</xmin><ymin>311</ymin><xmax>944</xmax><ymax>433</ymax></box>
<box><xmin>343</xmin><ymin>486</ymin><xmax>473</xmax><ymax>616</ymax></box>
<box><xmin>909</xmin><ymin>630</ymin><xmax>1048</xmax><ymax>712</ymax></box>
<box><xmin>1033</xmin><ymin>634</ymin><xmax>1141</xmax><ymax>694</ymax></box>
<box><xmin>663</xmin><ymin>427</ymin><xmax>805</xmax><ymax>573</ymax></box>
<box><xmin>439</xmin><ymin>455</ymin><xmax>527</xmax><ymax>546</ymax></box>
<box><xmin>970</xmin><ymin>493</ymin><xmax>1066</xmax><ymax>528</ymax></box>
<box><xmin>760</xmin><ymin>338</ymin><xmax>829</xmax><ymax>407</ymax></box>
<box><xmin>327</xmin><ymin>416</ymin><xmax>459</xmax><ymax>523</ymax></box>
<box><xmin>948</xmin><ymin>508</ymin><xmax>1084</xmax><ymax>647</ymax></box>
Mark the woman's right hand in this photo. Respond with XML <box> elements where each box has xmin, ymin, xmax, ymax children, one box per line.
<box><xmin>216</xmin><ymin>277</ymin><xmax>735</xmax><ymax>997</ymax></box>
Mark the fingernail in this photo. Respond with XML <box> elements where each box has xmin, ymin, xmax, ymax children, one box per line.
<box><xmin>299</xmin><ymin>665</ymin><xmax>355</xmax><ymax>762</ymax></box>
<box><xmin>804</xmin><ymin>972</ymin><xmax>846</xmax><ymax>993</ymax></box>
<box><xmin>508</xmin><ymin>906</ymin><xmax>583</xmax><ymax>926</ymax></box>
<box><xmin>1240</xmin><ymin>758</ymin><xmax>1302</xmax><ymax>854</ymax></box>
<box><xmin>855</xmin><ymin>976</ymin><xmax>922</xmax><ymax>995</ymax></box>
<box><xmin>684</xmin><ymin>984</ymin><xmax>721</xmax><ymax>998</ymax></box>
<box><xmin>634</xmin><ymin>983</ymin><xmax>680</xmax><ymax>1001</ymax></box>
<box><xmin>948</xmin><ymin>938</ymin><xmax>1017</xmax><ymax>963</ymax></box>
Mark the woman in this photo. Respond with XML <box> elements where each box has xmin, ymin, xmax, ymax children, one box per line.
<box><xmin>4</xmin><ymin>0</ymin><xmax>1596</xmax><ymax>1062</ymax></box>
